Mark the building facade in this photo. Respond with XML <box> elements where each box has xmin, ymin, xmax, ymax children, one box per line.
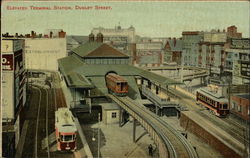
<box><xmin>92</xmin><ymin>25</ymin><xmax>135</xmax><ymax>53</ymax></box>
<box><xmin>226</xmin><ymin>38</ymin><xmax>250</xmax><ymax>84</ymax></box>
<box><xmin>231</xmin><ymin>94</ymin><xmax>250</xmax><ymax>121</ymax></box>
<box><xmin>24</xmin><ymin>30</ymin><xmax>67</xmax><ymax>71</ymax></box>
<box><xmin>135</xmin><ymin>42</ymin><xmax>163</xmax><ymax>67</ymax></box>
<box><xmin>163</xmin><ymin>38</ymin><xmax>183</xmax><ymax>65</ymax></box>
<box><xmin>182</xmin><ymin>31</ymin><xmax>203</xmax><ymax>66</ymax></box>
<box><xmin>1</xmin><ymin>39</ymin><xmax>26</xmax><ymax>157</ymax></box>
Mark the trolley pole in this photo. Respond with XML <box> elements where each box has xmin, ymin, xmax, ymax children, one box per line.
<box><xmin>98</xmin><ymin>113</ymin><xmax>101</xmax><ymax>158</ymax></box>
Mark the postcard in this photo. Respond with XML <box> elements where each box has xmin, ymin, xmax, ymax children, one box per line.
<box><xmin>1</xmin><ymin>0</ymin><xmax>249</xmax><ymax>158</ymax></box>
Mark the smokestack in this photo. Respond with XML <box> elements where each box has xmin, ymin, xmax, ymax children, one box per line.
<box><xmin>50</xmin><ymin>31</ymin><xmax>53</xmax><ymax>38</ymax></box>
<box><xmin>58</xmin><ymin>30</ymin><xmax>66</xmax><ymax>38</ymax></box>
<box><xmin>174</xmin><ymin>38</ymin><xmax>176</xmax><ymax>47</ymax></box>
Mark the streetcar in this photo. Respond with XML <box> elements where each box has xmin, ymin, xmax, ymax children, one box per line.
<box><xmin>55</xmin><ymin>108</ymin><xmax>77</xmax><ymax>151</ymax></box>
<box><xmin>196</xmin><ymin>88</ymin><xmax>229</xmax><ymax>117</ymax></box>
<box><xmin>106</xmin><ymin>73</ymin><xmax>128</xmax><ymax>96</ymax></box>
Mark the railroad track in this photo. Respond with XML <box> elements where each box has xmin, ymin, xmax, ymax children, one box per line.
<box><xmin>33</xmin><ymin>86</ymin><xmax>51</xmax><ymax>158</ymax></box>
<box><xmin>109</xmin><ymin>94</ymin><xmax>198</xmax><ymax>158</ymax></box>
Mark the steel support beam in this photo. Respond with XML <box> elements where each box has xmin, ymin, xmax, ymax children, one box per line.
<box><xmin>133</xmin><ymin>118</ymin><xmax>136</xmax><ymax>143</ymax></box>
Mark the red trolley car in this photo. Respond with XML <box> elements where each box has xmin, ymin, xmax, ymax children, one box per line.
<box><xmin>106</xmin><ymin>73</ymin><xmax>128</xmax><ymax>96</ymax></box>
<box><xmin>55</xmin><ymin>108</ymin><xmax>77</xmax><ymax>151</ymax></box>
<box><xmin>196</xmin><ymin>88</ymin><xmax>229</xmax><ymax>117</ymax></box>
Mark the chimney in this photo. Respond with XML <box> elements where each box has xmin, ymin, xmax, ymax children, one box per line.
<box><xmin>50</xmin><ymin>31</ymin><xmax>53</xmax><ymax>38</ymax></box>
<box><xmin>88</xmin><ymin>32</ymin><xmax>95</xmax><ymax>42</ymax></box>
<box><xmin>31</xmin><ymin>31</ymin><xmax>35</xmax><ymax>38</ymax></box>
<box><xmin>96</xmin><ymin>32</ymin><xmax>103</xmax><ymax>43</ymax></box>
<box><xmin>58</xmin><ymin>30</ymin><xmax>66</xmax><ymax>38</ymax></box>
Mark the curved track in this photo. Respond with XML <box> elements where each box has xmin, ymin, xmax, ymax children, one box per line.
<box><xmin>168</xmin><ymin>86</ymin><xmax>249</xmax><ymax>146</ymax></box>
<box><xmin>109</xmin><ymin>94</ymin><xmax>198</xmax><ymax>158</ymax></box>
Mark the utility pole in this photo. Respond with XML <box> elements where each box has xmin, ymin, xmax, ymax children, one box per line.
<box><xmin>98</xmin><ymin>113</ymin><xmax>101</xmax><ymax>158</ymax></box>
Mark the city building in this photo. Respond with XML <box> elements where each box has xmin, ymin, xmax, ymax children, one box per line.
<box><xmin>227</xmin><ymin>25</ymin><xmax>242</xmax><ymax>39</ymax></box>
<box><xmin>225</xmin><ymin>38</ymin><xmax>250</xmax><ymax>84</ymax></box>
<box><xmin>135</xmin><ymin>41</ymin><xmax>163</xmax><ymax>67</ymax></box>
<box><xmin>24</xmin><ymin>30</ymin><xmax>67</xmax><ymax>71</ymax></box>
<box><xmin>231</xmin><ymin>94</ymin><xmax>250</xmax><ymax>121</ymax></box>
<box><xmin>163</xmin><ymin>38</ymin><xmax>183</xmax><ymax>65</ymax></box>
<box><xmin>91</xmin><ymin>25</ymin><xmax>136</xmax><ymax>55</ymax></box>
<box><xmin>1</xmin><ymin>39</ymin><xmax>26</xmax><ymax>157</ymax></box>
<box><xmin>182</xmin><ymin>31</ymin><xmax>203</xmax><ymax>66</ymax></box>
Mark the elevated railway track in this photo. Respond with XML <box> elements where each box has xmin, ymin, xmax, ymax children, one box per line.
<box><xmin>108</xmin><ymin>94</ymin><xmax>198</xmax><ymax>158</ymax></box>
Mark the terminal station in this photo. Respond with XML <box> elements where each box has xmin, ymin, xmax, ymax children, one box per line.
<box><xmin>58</xmin><ymin>33</ymin><xmax>183</xmax><ymax>118</ymax></box>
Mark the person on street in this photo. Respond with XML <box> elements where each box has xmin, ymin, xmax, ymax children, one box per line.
<box><xmin>148</xmin><ymin>144</ymin><xmax>153</xmax><ymax>156</ymax></box>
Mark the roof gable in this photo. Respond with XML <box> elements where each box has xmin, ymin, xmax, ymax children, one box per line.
<box><xmin>86</xmin><ymin>43</ymin><xmax>129</xmax><ymax>57</ymax></box>
<box><xmin>72</xmin><ymin>42</ymin><xmax>128</xmax><ymax>58</ymax></box>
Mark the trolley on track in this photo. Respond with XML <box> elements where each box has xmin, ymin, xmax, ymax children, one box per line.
<box><xmin>55</xmin><ymin>108</ymin><xmax>77</xmax><ymax>151</ymax></box>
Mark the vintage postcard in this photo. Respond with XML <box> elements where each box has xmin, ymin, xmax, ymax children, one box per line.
<box><xmin>1</xmin><ymin>0</ymin><xmax>249</xmax><ymax>158</ymax></box>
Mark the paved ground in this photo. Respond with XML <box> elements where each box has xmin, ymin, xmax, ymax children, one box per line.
<box><xmin>78</xmin><ymin>111</ymin><xmax>158</xmax><ymax>158</ymax></box>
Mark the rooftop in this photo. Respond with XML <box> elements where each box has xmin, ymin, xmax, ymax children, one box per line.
<box><xmin>72</xmin><ymin>42</ymin><xmax>129</xmax><ymax>58</ymax></box>
<box><xmin>234</xmin><ymin>94</ymin><xmax>250</xmax><ymax>100</ymax></box>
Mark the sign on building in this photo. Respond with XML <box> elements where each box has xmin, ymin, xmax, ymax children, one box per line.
<box><xmin>2</xmin><ymin>54</ymin><xmax>14</xmax><ymax>71</ymax></box>
<box><xmin>231</xmin><ymin>38</ymin><xmax>250</xmax><ymax>49</ymax></box>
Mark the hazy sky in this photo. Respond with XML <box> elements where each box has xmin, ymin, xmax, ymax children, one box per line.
<box><xmin>1</xmin><ymin>1</ymin><xmax>249</xmax><ymax>38</ymax></box>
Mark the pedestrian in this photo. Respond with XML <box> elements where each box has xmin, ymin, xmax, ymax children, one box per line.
<box><xmin>148</xmin><ymin>144</ymin><xmax>153</xmax><ymax>156</ymax></box>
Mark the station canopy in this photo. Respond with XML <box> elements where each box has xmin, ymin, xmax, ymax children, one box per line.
<box><xmin>58</xmin><ymin>54</ymin><xmax>182</xmax><ymax>90</ymax></box>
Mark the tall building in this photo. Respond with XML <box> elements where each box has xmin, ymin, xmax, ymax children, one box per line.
<box><xmin>182</xmin><ymin>31</ymin><xmax>203</xmax><ymax>66</ymax></box>
<box><xmin>135</xmin><ymin>41</ymin><xmax>163</xmax><ymax>67</ymax></box>
<box><xmin>1</xmin><ymin>39</ymin><xmax>26</xmax><ymax>157</ymax></box>
<box><xmin>24</xmin><ymin>30</ymin><xmax>67</xmax><ymax>71</ymax></box>
<box><xmin>91</xmin><ymin>25</ymin><xmax>136</xmax><ymax>63</ymax></box>
<box><xmin>224</xmin><ymin>38</ymin><xmax>250</xmax><ymax>84</ymax></box>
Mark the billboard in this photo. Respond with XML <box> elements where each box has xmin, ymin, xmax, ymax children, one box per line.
<box><xmin>2</xmin><ymin>54</ymin><xmax>14</xmax><ymax>71</ymax></box>
<box><xmin>231</xmin><ymin>38</ymin><xmax>250</xmax><ymax>49</ymax></box>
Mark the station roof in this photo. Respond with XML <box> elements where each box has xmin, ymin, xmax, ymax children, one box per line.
<box><xmin>58</xmin><ymin>54</ymin><xmax>182</xmax><ymax>89</ymax></box>
<box><xmin>72</xmin><ymin>42</ymin><xmax>129</xmax><ymax>58</ymax></box>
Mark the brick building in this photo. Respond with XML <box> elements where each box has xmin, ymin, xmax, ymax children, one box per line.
<box><xmin>163</xmin><ymin>38</ymin><xmax>183</xmax><ymax>65</ymax></box>
<box><xmin>227</xmin><ymin>25</ymin><xmax>242</xmax><ymax>39</ymax></box>
<box><xmin>231</xmin><ymin>94</ymin><xmax>250</xmax><ymax>121</ymax></box>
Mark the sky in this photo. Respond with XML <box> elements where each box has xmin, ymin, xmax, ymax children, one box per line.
<box><xmin>1</xmin><ymin>1</ymin><xmax>249</xmax><ymax>38</ymax></box>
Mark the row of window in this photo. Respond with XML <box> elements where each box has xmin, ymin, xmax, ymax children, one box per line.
<box><xmin>197</xmin><ymin>92</ymin><xmax>228</xmax><ymax>110</ymax></box>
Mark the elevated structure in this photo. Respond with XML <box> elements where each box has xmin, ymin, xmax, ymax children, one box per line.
<box><xmin>58</xmin><ymin>33</ymin><xmax>181</xmax><ymax>109</ymax></box>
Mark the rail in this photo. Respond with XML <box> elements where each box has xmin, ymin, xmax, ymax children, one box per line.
<box><xmin>108</xmin><ymin>94</ymin><xmax>198</xmax><ymax>158</ymax></box>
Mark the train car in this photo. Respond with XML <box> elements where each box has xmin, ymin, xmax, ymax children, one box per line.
<box><xmin>196</xmin><ymin>88</ymin><xmax>229</xmax><ymax>117</ymax></box>
<box><xmin>106</xmin><ymin>73</ymin><xmax>128</xmax><ymax>96</ymax></box>
<box><xmin>55</xmin><ymin>108</ymin><xmax>77</xmax><ymax>151</ymax></box>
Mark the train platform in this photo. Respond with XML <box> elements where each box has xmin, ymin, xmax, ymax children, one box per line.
<box><xmin>180</xmin><ymin>111</ymin><xmax>246</xmax><ymax>158</ymax></box>
<box><xmin>59</xmin><ymin>76</ymin><xmax>93</xmax><ymax>158</ymax></box>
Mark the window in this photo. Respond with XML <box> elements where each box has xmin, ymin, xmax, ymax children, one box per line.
<box><xmin>223</xmin><ymin>104</ymin><xmax>227</xmax><ymax>109</ymax></box>
<box><xmin>111</xmin><ymin>112</ymin><xmax>117</xmax><ymax>118</ymax></box>
<box><xmin>237</xmin><ymin>105</ymin><xmax>242</xmax><ymax>112</ymax></box>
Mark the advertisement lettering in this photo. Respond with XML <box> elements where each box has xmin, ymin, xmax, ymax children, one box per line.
<box><xmin>2</xmin><ymin>54</ymin><xmax>14</xmax><ymax>71</ymax></box>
